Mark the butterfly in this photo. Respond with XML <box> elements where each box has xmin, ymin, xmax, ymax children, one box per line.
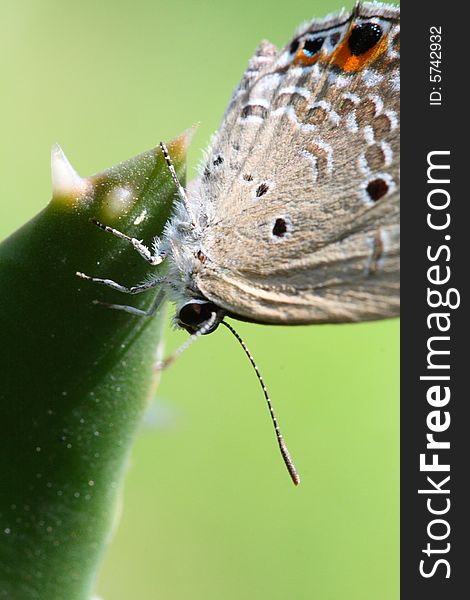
<box><xmin>78</xmin><ymin>1</ymin><xmax>400</xmax><ymax>484</ymax></box>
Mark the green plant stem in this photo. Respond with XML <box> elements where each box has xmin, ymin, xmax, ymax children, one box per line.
<box><xmin>0</xmin><ymin>135</ymin><xmax>187</xmax><ymax>599</ymax></box>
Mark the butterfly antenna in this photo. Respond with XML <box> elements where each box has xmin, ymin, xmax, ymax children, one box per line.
<box><xmin>221</xmin><ymin>321</ymin><xmax>300</xmax><ymax>486</ymax></box>
<box><xmin>155</xmin><ymin>312</ymin><xmax>218</xmax><ymax>371</ymax></box>
<box><xmin>159</xmin><ymin>141</ymin><xmax>196</xmax><ymax>226</ymax></box>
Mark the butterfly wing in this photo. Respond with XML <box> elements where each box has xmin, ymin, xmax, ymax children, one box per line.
<box><xmin>192</xmin><ymin>2</ymin><xmax>400</xmax><ymax>324</ymax></box>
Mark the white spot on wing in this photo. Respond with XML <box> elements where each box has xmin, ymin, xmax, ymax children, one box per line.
<box><xmin>346</xmin><ymin>111</ymin><xmax>358</xmax><ymax>133</ymax></box>
<box><xmin>241</xmin><ymin>97</ymin><xmax>271</xmax><ymax>109</ymax></box>
<box><xmin>358</xmin><ymin>153</ymin><xmax>370</xmax><ymax>175</ymax></box>
<box><xmin>272</xmin><ymin>106</ymin><xmax>297</xmax><ymax>120</ymax></box>
<box><xmin>279</xmin><ymin>86</ymin><xmax>311</xmax><ymax>100</ymax></box>
<box><xmin>328</xmin><ymin>72</ymin><xmax>351</xmax><ymax>88</ymax></box>
<box><xmin>238</xmin><ymin>115</ymin><xmax>264</xmax><ymax>125</ymax></box>
<box><xmin>329</xmin><ymin>110</ymin><xmax>340</xmax><ymax>126</ymax></box>
<box><xmin>308</xmin><ymin>100</ymin><xmax>340</xmax><ymax>126</ymax></box>
<box><xmin>314</xmin><ymin>139</ymin><xmax>333</xmax><ymax>174</ymax></box>
<box><xmin>363</xmin><ymin>125</ymin><xmax>375</xmax><ymax>144</ymax></box>
<box><xmin>389</xmin><ymin>71</ymin><xmax>400</xmax><ymax>92</ymax></box>
<box><xmin>342</xmin><ymin>92</ymin><xmax>360</xmax><ymax>105</ymax></box>
<box><xmin>253</xmin><ymin>73</ymin><xmax>282</xmax><ymax>92</ymax></box>
<box><xmin>388</xmin><ymin>25</ymin><xmax>400</xmax><ymax>59</ymax></box>
<box><xmin>362</xmin><ymin>70</ymin><xmax>384</xmax><ymax>88</ymax></box>
<box><xmin>380</xmin><ymin>141</ymin><xmax>393</xmax><ymax>167</ymax></box>
<box><xmin>289</xmin><ymin>64</ymin><xmax>322</xmax><ymax>81</ymax></box>
<box><xmin>385</xmin><ymin>110</ymin><xmax>399</xmax><ymax>130</ymax></box>
<box><xmin>271</xmin><ymin>106</ymin><xmax>316</xmax><ymax>132</ymax></box>
<box><xmin>366</xmin><ymin>94</ymin><xmax>384</xmax><ymax>115</ymax></box>
<box><xmin>300</xmin><ymin>149</ymin><xmax>318</xmax><ymax>183</ymax></box>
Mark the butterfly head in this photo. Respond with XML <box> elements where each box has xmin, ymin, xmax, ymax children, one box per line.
<box><xmin>176</xmin><ymin>299</ymin><xmax>223</xmax><ymax>335</ymax></box>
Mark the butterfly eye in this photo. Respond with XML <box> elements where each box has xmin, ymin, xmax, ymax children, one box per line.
<box><xmin>177</xmin><ymin>301</ymin><xmax>221</xmax><ymax>334</ymax></box>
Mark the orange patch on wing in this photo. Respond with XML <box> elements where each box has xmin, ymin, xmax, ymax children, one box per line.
<box><xmin>330</xmin><ymin>31</ymin><xmax>389</xmax><ymax>72</ymax></box>
<box><xmin>293</xmin><ymin>48</ymin><xmax>324</xmax><ymax>66</ymax></box>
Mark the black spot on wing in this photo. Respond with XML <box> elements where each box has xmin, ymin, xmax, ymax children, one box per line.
<box><xmin>303</xmin><ymin>37</ymin><xmax>324</xmax><ymax>57</ymax></box>
<box><xmin>241</xmin><ymin>104</ymin><xmax>268</xmax><ymax>119</ymax></box>
<box><xmin>348</xmin><ymin>22</ymin><xmax>383</xmax><ymax>56</ymax></box>
<box><xmin>367</xmin><ymin>178</ymin><xmax>389</xmax><ymax>201</ymax></box>
<box><xmin>289</xmin><ymin>38</ymin><xmax>300</xmax><ymax>54</ymax></box>
<box><xmin>272</xmin><ymin>218</ymin><xmax>287</xmax><ymax>237</ymax></box>
<box><xmin>255</xmin><ymin>183</ymin><xmax>269</xmax><ymax>197</ymax></box>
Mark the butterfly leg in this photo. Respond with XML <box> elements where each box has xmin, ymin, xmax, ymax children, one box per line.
<box><xmin>90</xmin><ymin>218</ymin><xmax>166</xmax><ymax>266</ymax></box>
<box><xmin>92</xmin><ymin>289</ymin><xmax>166</xmax><ymax>317</ymax></box>
<box><xmin>76</xmin><ymin>271</ymin><xmax>165</xmax><ymax>294</ymax></box>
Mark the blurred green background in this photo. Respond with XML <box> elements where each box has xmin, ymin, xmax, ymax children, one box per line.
<box><xmin>1</xmin><ymin>1</ymin><xmax>399</xmax><ymax>599</ymax></box>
